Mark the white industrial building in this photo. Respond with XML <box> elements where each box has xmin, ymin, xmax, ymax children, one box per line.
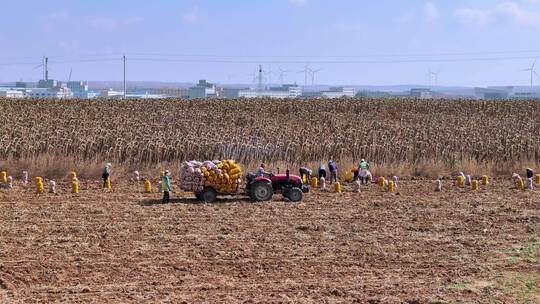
<box><xmin>321</xmin><ymin>87</ymin><xmax>355</xmax><ymax>99</ymax></box>
<box><xmin>25</xmin><ymin>87</ymin><xmax>72</xmax><ymax>98</ymax></box>
<box><xmin>0</xmin><ymin>89</ymin><xmax>24</xmax><ymax>98</ymax></box>
<box><xmin>188</xmin><ymin>80</ymin><xmax>217</xmax><ymax>98</ymax></box>
<box><xmin>100</xmin><ymin>89</ymin><xmax>124</xmax><ymax>98</ymax></box>
<box><xmin>238</xmin><ymin>84</ymin><xmax>303</xmax><ymax>99</ymax></box>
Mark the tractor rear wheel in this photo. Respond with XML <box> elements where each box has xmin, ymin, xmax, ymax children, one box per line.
<box><xmin>200</xmin><ymin>187</ymin><xmax>217</xmax><ymax>203</ymax></box>
<box><xmin>286</xmin><ymin>187</ymin><xmax>303</xmax><ymax>202</ymax></box>
<box><xmin>250</xmin><ymin>182</ymin><xmax>273</xmax><ymax>202</ymax></box>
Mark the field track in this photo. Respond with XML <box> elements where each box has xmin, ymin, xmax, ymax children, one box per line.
<box><xmin>1</xmin><ymin>180</ymin><xmax>538</xmax><ymax>303</ymax></box>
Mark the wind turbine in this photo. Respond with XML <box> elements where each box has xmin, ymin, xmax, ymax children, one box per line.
<box><xmin>310</xmin><ymin>68</ymin><xmax>323</xmax><ymax>86</ymax></box>
<box><xmin>68</xmin><ymin>68</ymin><xmax>72</xmax><ymax>82</ymax></box>
<box><xmin>298</xmin><ymin>64</ymin><xmax>312</xmax><ymax>86</ymax></box>
<box><xmin>426</xmin><ymin>67</ymin><xmax>440</xmax><ymax>86</ymax></box>
<box><xmin>264</xmin><ymin>67</ymin><xmax>275</xmax><ymax>85</ymax></box>
<box><xmin>521</xmin><ymin>57</ymin><xmax>539</xmax><ymax>87</ymax></box>
<box><xmin>33</xmin><ymin>57</ymin><xmax>48</xmax><ymax>80</ymax></box>
<box><xmin>278</xmin><ymin>67</ymin><xmax>290</xmax><ymax>84</ymax></box>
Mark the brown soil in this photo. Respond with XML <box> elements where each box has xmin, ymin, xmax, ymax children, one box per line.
<box><xmin>0</xmin><ymin>180</ymin><xmax>538</xmax><ymax>303</ymax></box>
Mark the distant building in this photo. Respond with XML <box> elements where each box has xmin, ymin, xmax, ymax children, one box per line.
<box><xmin>320</xmin><ymin>87</ymin><xmax>355</xmax><ymax>99</ymax></box>
<box><xmin>126</xmin><ymin>93</ymin><xmax>167</xmax><ymax>99</ymax></box>
<box><xmin>474</xmin><ymin>86</ymin><xmax>540</xmax><ymax>99</ymax></box>
<box><xmin>38</xmin><ymin>79</ymin><xmax>59</xmax><ymax>89</ymax></box>
<box><xmin>147</xmin><ymin>88</ymin><xmax>189</xmax><ymax>98</ymax></box>
<box><xmin>238</xmin><ymin>84</ymin><xmax>302</xmax><ymax>99</ymax></box>
<box><xmin>25</xmin><ymin>87</ymin><xmax>72</xmax><ymax>98</ymax></box>
<box><xmin>510</xmin><ymin>86</ymin><xmax>540</xmax><ymax>99</ymax></box>
<box><xmin>302</xmin><ymin>91</ymin><xmax>323</xmax><ymax>98</ymax></box>
<box><xmin>222</xmin><ymin>88</ymin><xmax>247</xmax><ymax>99</ymax></box>
<box><xmin>410</xmin><ymin>88</ymin><xmax>432</xmax><ymax>99</ymax></box>
<box><xmin>474</xmin><ymin>87</ymin><xmax>509</xmax><ymax>99</ymax></box>
<box><xmin>100</xmin><ymin>89</ymin><xmax>124</xmax><ymax>98</ymax></box>
<box><xmin>0</xmin><ymin>89</ymin><xmax>24</xmax><ymax>98</ymax></box>
<box><xmin>67</xmin><ymin>81</ymin><xmax>88</xmax><ymax>92</ymax></box>
<box><xmin>66</xmin><ymin>81</ymin><xmax>96</xmax><ymax>98</ymax></box>
<box><xmin>189</xmin><ymin>80</ymin><xmax>216</xmax><ymax>98</ymax></box>
<box><xmin>356</xmin><ymin>90</ymin><xmax>392</xmax><ymax>98</ymax></box>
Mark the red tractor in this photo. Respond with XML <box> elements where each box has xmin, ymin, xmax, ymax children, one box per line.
<box><xmin>245</xmin><ymin>169</ymin><xmax>309</xmax><ymax>202</ymax></box>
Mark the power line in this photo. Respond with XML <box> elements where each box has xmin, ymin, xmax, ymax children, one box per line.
<box><xmin>0</xmin><ymin>58</ymin><xmax>121</xmax><ymax>67</ymax></box>
<box><xmin>126</xmin><ymin>55</ymin><xmax>538</xmax><ymax>64</ymax></box>
<box><xmin>2</xmin><ymin>49</ymin><xmax>540</xmax><ymax>63</ymax></box>
<box><xmin>125</xmin><ymin>49</ymin><xmax>540</xmax><ymax>59</ymax></box>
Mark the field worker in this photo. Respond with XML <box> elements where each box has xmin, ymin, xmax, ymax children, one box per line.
<box><xmin>22</xmin><ymin>171</ymin><xmax>28</xmax><ymax>185</ymax></box>
<box><xmin>318</xmin><ymin>164</ymin><xmax>327</xmax><ymax>180</ymax></box>
<box><xmin>49</xmin><ymin>180</ymin><xmax>56</xmax><ymax>194</ymax></box>
<box><xmin>162</xmin><ymin>170</ymin><xmax>172</xmax><ymax>204</ymax></box>
<box><xmin>526</xmin><ymin>168</ymin><xmax>534</xmax><ymax>179</ymax></box>
<box><xmin>328</xmin><ymin>160</ymin><xmax>338</xmax><ymax>183</ymax></box>
<box><xmin>359</xmin><ymin>159</ymin><xmax>370</xmax><ymax>185</ymax></box>
<box><xmin>256</xmin><ymin>163</ymin><xmax>272</xmax><ymax>177</ymax></box>
<box><xmin>299</xmin><ymin>167</ymin><xmax>312</xmax><ymax>182</ymax></box>
<box><xmin>352</xmin><ymin>165</ymin><xmax>359</xmax><ymax>181</ymax></box>
<box><xmin>102</xmin><ymin>163</ymin><xmax>111</xmax><ymax>190</ymax></box>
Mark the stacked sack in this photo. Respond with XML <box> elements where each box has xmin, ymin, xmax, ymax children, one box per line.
<box><xmin>179</xmin><ymin>159</ymin><xmax>242</xmax><ymax>194</ymax></box>
<box><xmin>179</xmin><ymin>161</ymin><xmax>205</xmax><ymax>192</ymax></box>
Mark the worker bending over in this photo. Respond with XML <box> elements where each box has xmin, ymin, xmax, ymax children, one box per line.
<box><xmin>299</xmin><ymin>167</ymin><xmax>312</xmax><ymax>182</ymax></box>
<box><xmin>328</xmin><ymin>160</ymin><xmax>338</xmax><ymax>183</ymax></box>
<box><xmin>359</xmin><ymin>159</ymin><xmax>370</xmax><ymax>184</ymax></box>
<box><xmin>318</xmin><ymin>164</ymin><xmax>327</xmax><ymax>180</ymax></box>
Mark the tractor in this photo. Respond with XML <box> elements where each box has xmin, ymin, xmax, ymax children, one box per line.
<box><xmin>245</xmin><ymin>169</ymin><xmax>309</xmax><ymax>202</ymax></box>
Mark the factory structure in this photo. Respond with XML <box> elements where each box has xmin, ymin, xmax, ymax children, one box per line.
<box><xmin>0</xmin><ymin>57</ymin><xmax>95</xmax><ymax>99</ymax></box>
<box><xmin>1</xmin><ymin>60</ymin><xmax>539</xmax><ymax>100</ymax></box>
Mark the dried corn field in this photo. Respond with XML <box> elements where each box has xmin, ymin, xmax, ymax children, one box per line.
<box><xmin>1</xmin><ymin>98</ymin><xmax>539</xmax><ymax>170</ymax></box>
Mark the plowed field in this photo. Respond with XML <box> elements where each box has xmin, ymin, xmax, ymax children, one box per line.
<box><xmin>1</xmin><ymin>180</ymin><xmax>538</xmax><ymax>303</ymax></box>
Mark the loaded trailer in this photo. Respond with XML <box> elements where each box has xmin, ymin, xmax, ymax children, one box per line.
<box><xmin>179</xmin><ymin>160</ymin><xmax>309</xmax><ymax>203</ymax></box>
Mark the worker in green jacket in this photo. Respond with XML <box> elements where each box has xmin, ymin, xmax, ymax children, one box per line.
<box><xmin>358</xmin><ymin>159</ymin><xmax>370</xmax><ymax>185</ymax></box>
<box><xmin>162</xmin><ymin>170</ymin><xmax>172</xmax><ymax>204</ymax></box>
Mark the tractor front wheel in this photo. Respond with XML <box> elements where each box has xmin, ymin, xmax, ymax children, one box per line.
<box><xmin>285</xmin><ymin>187</ymin><xmax>303</xmax><ymax>202</ymax></box>
<box><xmin>200</xmin><ymin>187</ymin><xmax>217</xmax><ymax>203</ymax></box>
<box><xmin>250</xmin><ymin>182</ymin><xmax>273</xmax><ymax>202</ymax></box>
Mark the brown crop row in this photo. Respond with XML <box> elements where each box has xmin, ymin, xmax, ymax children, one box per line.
<box><xmin>0</xmin><ymin>98</ymin><xmax>539</xmax><ymax>172</ymax></box>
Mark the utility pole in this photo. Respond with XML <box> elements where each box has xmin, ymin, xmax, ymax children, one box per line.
<box><xmin>123</xmin><ymin>54</ymin><xmax>126</xmax><ymax>99</ymax></box>
<box><xmin>257</xmin><ymin>65</ymin><xmax>263</xmax><ymax>93</ymax></box>
<box><xmin>44</xmin><ymin>57</ymin><xmax>49</xmax><ymax>81</ymax></box>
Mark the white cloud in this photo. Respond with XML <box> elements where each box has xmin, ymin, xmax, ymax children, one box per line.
<box><xmin>455</xmin><ymin>8</ymin><xmax>491</xmax><ymax>26</ymax></box>
<box><xmin>289</xmin><ymin>0</ymin><xmax>307</xmax><ymax>7</ymax></box>
<box><xmin>183</xmin><ymin>6</ymin><xmax>204</xmax><ymax>24</ymax></box>
<box><xmin>455</xmin><ymin>2</ymin><xmax>540</xmax><ymax>27</ymax></box>
<box><xmin>57</xmin><ymin>40</ymin><xmax>79</xmax><ymax>53</ymax></box>
<box><xmin>329</xmin><ymin>22</ymin><xmax>363</xmax><ymax>33</ymax></box>
<box><xmin>42</xmin><ymin>11</ymin><xmax>70</xmax><ymax>21</ymax></box>
<box><xmin>424</xmin><ymin>2</ymin><xmax>439</xmax><ymax>22</ymax></box>
<box><xmin>87</xmin><ymin>16</ymin><xmax>143</xmax><ymax>30</ymax></box>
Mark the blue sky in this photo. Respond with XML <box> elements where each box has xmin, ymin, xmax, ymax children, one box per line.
<box><xmin>1</xmin><ymin>0</ymin><xmax>540</xmax><ymax>86</ymax></box>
